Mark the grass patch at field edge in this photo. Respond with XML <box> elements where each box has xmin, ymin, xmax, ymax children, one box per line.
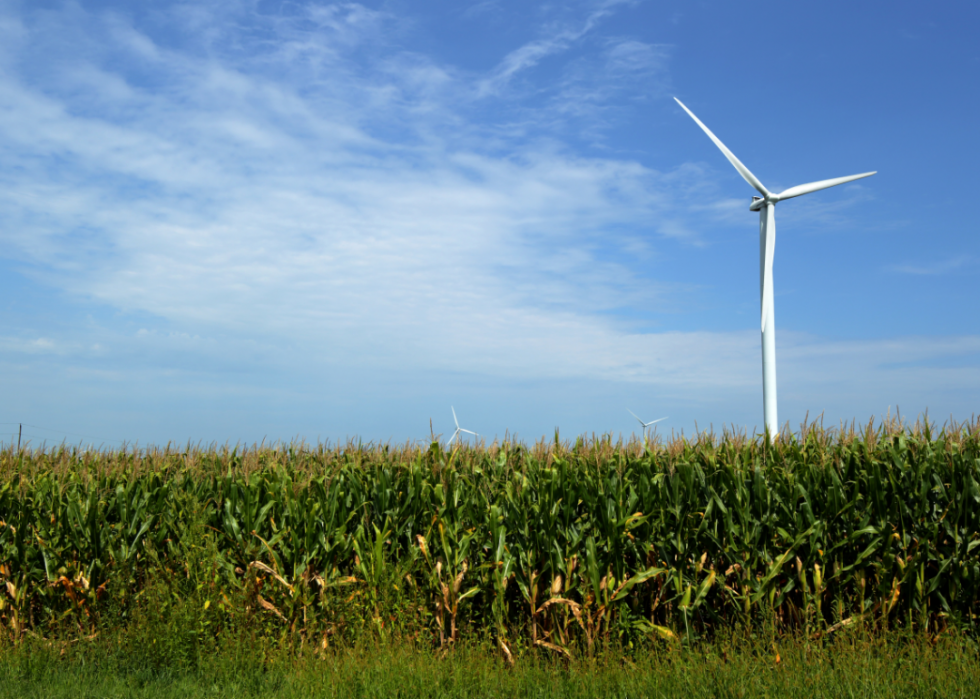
<box><xmin>1</xmin><ymin>628</ymin><xmax>977</xmax><ymax>698</ymax></box>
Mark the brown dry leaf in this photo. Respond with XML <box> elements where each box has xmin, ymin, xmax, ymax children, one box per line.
<box><xmin>453</xmin><ymin>562</ymin><xmax>467</xmax><ymax>594</ymax></box>
<box><xmin>537</xmin><ymin>597</ymin><xmax>582</xmax><ymax>614</ymax></box>
<box><xmin>498</xmin><ymin>638</ymin><xmax>514</xmax><ymax>667</ymax></box>
<box><xmin>249</xmin><ymin>561</ymin><xmax>294</xmax><ymax>593</ymax></box>
<box><xmin>535</xmin><ymin>639</ymin><xmax>573</xmax><ymax>659</ymax></box>
<box><xmin>55</xmin><ymin>577</ymin><xmax>78</xmax><ymax>604</ymax></box>
<box><xmin>257</xmin><ymin>595</ymin><xmax>286</xmax><ymax>621</ymax></box>
<box><xmin>813</xmin><ymin>616</ymin><xmax>855</xmax><ymax>639</ymax></box>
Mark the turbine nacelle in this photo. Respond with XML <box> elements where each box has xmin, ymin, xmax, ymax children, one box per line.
<box><xmin>750</xmin><ymin>196</ymin><xmax>765</xmax><ymax>211</ymax></box>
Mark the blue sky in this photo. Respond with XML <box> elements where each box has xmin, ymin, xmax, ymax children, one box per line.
<box><xmin>1</xmin><ymin>0</ymin><xmax>978</xmax><ymax>447</ymax></box>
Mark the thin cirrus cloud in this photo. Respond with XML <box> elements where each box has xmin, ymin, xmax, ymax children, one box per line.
<box><xmin>0</xmin><ymin>2</ymin><xmax>682</xmax><ymax>344</ymax></box>
<box><xmin>890</xmin><ymin>256</ymin><xmax>971</xmax><ymax>276</ymax></box>
<box><xmin>0</xmin><ymin>0</ymin><xmax>976</xmax><ymax>443</ymax></box>
<box><xmin>475</xmin><ymin>0</ymin><xmax>638</xmax><ymax>98</ymax></box>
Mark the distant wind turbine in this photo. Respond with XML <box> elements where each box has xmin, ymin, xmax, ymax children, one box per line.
<box><xmin>628</xmin><ymin>410</ymin><xmax>667</xmax><ymax>439</ymax></box>
<box><xmin>446</xmin><ymin>406</ymin><xmax>478</xmax><ymax>446</ymax></box>
<box><xmin>674</xmin><ymin>97</ymin><xmax>875</xmax><ymax>440</ymax></box>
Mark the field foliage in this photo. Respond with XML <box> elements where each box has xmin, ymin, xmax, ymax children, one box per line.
<box><xmin>2</xmin><ymin>417</ymin><xmax>979</xmax><ymax>661</ymax></box>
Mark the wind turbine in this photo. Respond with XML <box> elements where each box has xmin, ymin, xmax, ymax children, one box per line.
<box><xmin>674</xmin><ymin>97</ymin><xmax>875</xmax><ymax>440</ymax></box>
<box><xmin>628</xmin><ymin>410</ymin><xmax>667</xmax><ymax>440</ymax></box>
<box><xmin>446</xmin><ymin>406</ymin><xmax>478</xmax><ymax>446</ymax></box>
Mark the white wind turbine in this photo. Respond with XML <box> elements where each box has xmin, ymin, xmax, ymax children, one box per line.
<box><xmin>628</xmin><ymin>410</ymin><xmax>667</xmax><ymax>440</ymax></box>
<box><xmin>446</xmin><ymin>406</ymin><xmax>478</xmax><ymax>446</ymax></box>
<box><xmin>674</xmin><ymin>97</ymin><xmax>875</xmax><ymax>440</ymax></box>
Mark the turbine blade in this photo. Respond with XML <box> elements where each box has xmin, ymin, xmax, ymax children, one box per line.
<box><xmin>452</xmin><ymin>406</ymin><xmax>459</xmax><ymax>429</ymax></box>
<box><xmin>674</xmin><ymin>97</ymin><xmax>770</xmax><ymax>198</ymax></box>
<box><xmin>461</xmin><ymin>429</ymin><xmax>477</xmax><ymax>436</ymax></box>
<box><xmin>761</xmin><ymin>205</ymin><xmax>776</xmax><ymax>332</ymax></box>
<box><xmin>776</xmin><ymin>171</ymin><xmax>876</xmax><ymax>202</ymax></box>
<box><xmin>627</xmin><ymin>409</ymin><xmax>646</xmax><ymax>428</ymax></box>
<box><xmin>648</xmin><ymin>417</ymin><xmax>668</xmax><ymax>425</ymax></box>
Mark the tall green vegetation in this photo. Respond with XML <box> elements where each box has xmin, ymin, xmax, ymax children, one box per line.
<box><xmin>2</xmin><ymin>417</ymin><xmax>979</xmax><ymax>660</ymax></box>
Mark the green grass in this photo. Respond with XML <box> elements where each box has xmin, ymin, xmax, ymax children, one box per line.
<box><xmin>2</xmin><ymin>630</ymin><xmax>978</xmax><ymax>698</ymax></box>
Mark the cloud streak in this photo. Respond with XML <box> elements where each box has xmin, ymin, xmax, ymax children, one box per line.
<box><xmin>889</xmin><ymin>256</ymin><xmax>971</xmax><ymax>276</ymax></box>
<box><xmin>477</xmin><ymin>0</ymin><xmax>636</xmax><ymax>97</ymax></box>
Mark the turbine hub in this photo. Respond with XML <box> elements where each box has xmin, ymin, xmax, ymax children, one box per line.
<box><xmin>750</xmin><ymin>194</ymin><xmax>778</xmax><ymax>211</ymax></box>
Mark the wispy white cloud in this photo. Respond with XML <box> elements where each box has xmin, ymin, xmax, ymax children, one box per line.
<box><xmin>460</xmin><ymin>1</ymin><xmax>503</xmax><ymax>22</ymax></box>
<box><xmin>476</xmin><ymin>0</ymin><xmax>639</xmax><ymax>98</ymax></box>
<box><xmin>889</xmin><ymin>255</ymin><xmax>971</xmax><ymax>276</ymax></box>
<box><xmin>0</xmin><ymin>0</ymin><xmax>689</xmax><ymax>382</ymax></box>
<box><xmin>542</xmin><ymin>37</ymin><xmax>671</xmax><ymax>142</ymax></box>
<box><xmin>0</xmin><ymin>336</ymin><xmax>64</xmax><ymax>354</ymax></box>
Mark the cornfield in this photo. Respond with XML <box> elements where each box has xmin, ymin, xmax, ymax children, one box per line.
<box><xmin>2</xmin><ymin>417</ymin><xmax>979</xmax><ymax>658</ymax></box>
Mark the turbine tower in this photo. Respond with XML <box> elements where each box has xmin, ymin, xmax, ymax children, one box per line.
<box><xmin>674</xmin><ymin>97</ymin><xmax>875</xmax><ymax>439</ymax></box>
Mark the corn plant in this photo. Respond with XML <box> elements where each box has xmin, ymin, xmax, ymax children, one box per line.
<box><xmin>1</xmin><ymin>417</ymin><xmax>979</xmax><ymax>649</ymax></box>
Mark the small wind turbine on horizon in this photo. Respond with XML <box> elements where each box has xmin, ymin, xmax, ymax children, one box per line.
<box><xmin>628</xmin><ymin>410</ymin><xmax>667</xmax><ymax>439</ymax></box>
<box><xmin>446</xmin><ymin>406</ymin><xmax>478</xmax><ymax>446</ymax></box>
<box><xmin>674</xmin><ymin>97</ymin><xmax>876</xmax><ymax>440</ymax></box>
